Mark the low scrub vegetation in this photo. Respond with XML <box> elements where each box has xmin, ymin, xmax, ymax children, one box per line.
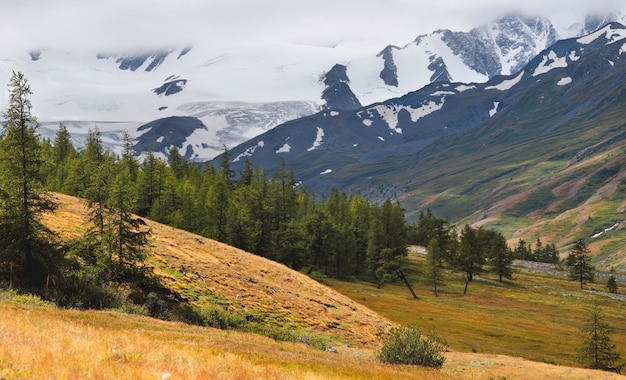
<box><xmin>378</xmin><ymin>326</ymin><xmax>446</xmax><ymax>368</ymax></box>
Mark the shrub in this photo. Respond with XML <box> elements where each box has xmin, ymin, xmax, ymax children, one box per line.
<box><xmin>378</xmin><ymin>326</ymin><xmax>446</xmax><ymax>368</ymax></box>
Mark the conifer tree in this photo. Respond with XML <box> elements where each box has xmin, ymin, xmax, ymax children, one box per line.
<box><xmin>168</xmin><ymin>145</ymin><xmax>187</xmax><ymax>180</ymax></box>
<box><xmin>366</xmin><ymin>200</ymin><xmax>415</xmax><ymax>297</ymax></box>
<box><xmin>107</xmin><ymin>168</ymin><xmax>150</xmax><ymax>281</ymax></box>
<box><xmin>607</xmin><ymin>275</ymin><xmax>618</xmax><ymax>294</ymax></box>
<box><xmin>488</xmin><ymin>232</ymin><xmax>514</xmax><ymax>282</ymax></box>
<box><xmin>566</xmin><ymin>239</ymin><xmax>595</xmax><ymax>289</ymax></box>
<box><xmin>0</xmin><ymin>71</ymin><xmax>58</xmax><ymax>285</ymax></box>
<box><xmin>120</xmin><ymin>131</ymin><xmax>139</xmax><ymax>182</ymax></box>
<box><xmin>51</xmin><ymin>123</ymin><xmax>76</xmax><ymax>190</ymax></box>
<box><xmin>578</xmin><ymin>303</ymin><xmax>623</xmax><ymax>373</ymax></box>
<box><xmin>426</xmin><ymin>238</ymin><xmax>443</xmax><ymax>297</ymax></box>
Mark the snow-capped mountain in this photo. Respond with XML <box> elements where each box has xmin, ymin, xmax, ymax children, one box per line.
<box><xmin>214</xmin><ymin>22</ymin><xmax>626</xmax><ymax>197</ymax></box>
<box><xmin>1</xmin><ymin>12</ymin><xmax>624</xmax><ymax>162</ymax></box>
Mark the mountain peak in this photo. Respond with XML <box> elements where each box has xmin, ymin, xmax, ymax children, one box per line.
<box><xmin>320</xmin><ymin>64</ymin><xmax>361</xmax><ymax>111</ymax></box>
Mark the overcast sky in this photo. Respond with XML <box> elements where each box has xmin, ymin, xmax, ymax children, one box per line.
<box><xmin>1</xmin><ymin>0</ymin><xmax>625</xmax><ymax>54</ymax></box>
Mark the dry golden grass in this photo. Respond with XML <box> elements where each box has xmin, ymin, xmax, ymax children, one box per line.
<box><xmin>0</xmin><ymin>298</ymin><xmax>439</xmax><ymax>379</ymax></box>
<box><xmin>2</xmin><ymin>297</ymin><xmax>622</xmax><ymax>379</ymax></box>
<box><xmin>29</xmin><ymin>193</ymin><xmax>625</xmax><ymax>379</ymax></box>
<box><xmin>44</xmin><ymin>193</ymin><xmax>393</xmax><ymax>348</ymax></box>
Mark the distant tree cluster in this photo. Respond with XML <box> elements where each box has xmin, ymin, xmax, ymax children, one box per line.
<box><xmin>409</xmin><ymin>209</ymin><xmax>515</xmax><ymax>295</ymax></box>
<box><xmin>512</xmin><ymin>236</ymin><xmax>559</xmax><ymax>263</ymax></box>
<box><xmin>0</xmin><ymin>73</ymin><xmax>414</xmax><ymax>305</ymax></box>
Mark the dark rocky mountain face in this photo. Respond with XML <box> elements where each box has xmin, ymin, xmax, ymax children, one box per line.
<box><xmin>320</xmin><ymin>64</ymin><xmax>362</xmax><ymax>111</ymax></box>
<box><xmin>213</xmin><ymin>23</ymin><xmax>626</xmax><ymax>214</ymax></box>
<box><xmin>134</xmin><ymin>116</ymin><xmax>209</xmax><ymax>159</ymax></box>
<box><xmin>97</xmin><ymin>50</ymin><xmax>173</xmax><ymax>72</ymax></box>
<box><xmin>376</xmin><ymin>45</ymin><xmax>399</xmax><ymax>87</ymax></box>
<box><xmin>153</xmin><ymin>75</ymin><xmax>188</xmax><ymax>96</ymax></box>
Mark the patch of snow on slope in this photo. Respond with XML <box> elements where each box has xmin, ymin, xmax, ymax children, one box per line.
<box><xmin>378</xmin><ymin>136</ymin><xmax>385</xmax><ymax>141</ymax></box>
<box><xmin>330</xmin><ymin>111</ymin><xmax>339</xmax><ymax>116</ymax></box>
<box><xmin>455</xmin><ymin>84</ymin><xmax>476</xmax><ymax>92</ymax></box>
<box><xmin>577</xmin><ymin>25</ymin><xmax>626</xmax><ymax>45</ymax></box>
<box><xmin>307</xmin><ymin>127</ymin><xmax>324</xmax><ymax>151</ymax></box>
<box><xmin>404</xmin><ymin>32</ymin><xmax>488</xmax><ymax>84</ymax></box>
<box><xmin>406</xmin><ymin>100</ymin><xmax>444</xmax><ymax>123</ymax></box>
<box><xmin>489</xmin><ymin>102</ymin><xmax>499</xmax><ymax>117</ymax></box>
<box><xmin>532</xmin><ymin>50</ymin><xmax>569</xmax><ymax>76</ymax></box>
<box><xmin>569</xmin><ymin>51</ymin><xmax>580</xmax><ymax>62</ymax></box>
<box><xmin>375</xmin><ymin>105</ymin><xmax>402</xmax><ymax>133</ymax></box>
<box><xmin>276</xmin><ymin>143</ymin><xmax>290</xmax><ymax>153</ymax></box>
<box><xmin>591</xmin><ymin>223</ymin><xmax>619</xmax><ymax>238</ymax></box>
<box><xmin>320</xmin><ymin>169</ymin><xmax>332</xmax><ymax>175</ymax></box>
<box><xmin>485</xmin><ymin>71</ymin><xmax>523</xmax><ymax>91</ymax></box>
<box><xmin>557</xmin><ymin>77</ymin><xmax>572</xmax><ymax>86</ymax></box>
<box><xmin>233</xmin><ymin>141</ymin><xmax>265</xmax><ymax>162</ymax></box>
<box><xmin>430</xmin><ymin>91</ymin><xmax>455</xmax><ymax>96</ymax></box>
<box><xmin>362</xmin><ymin>119</ymin><xmax>373</xmax><ymax>126</ymax></box>
<box><xmin>620</xmin><ymin>42</ymin><xmax>626</xmax><ymax>55</ymax></box>
<box><xmin>374</xmin><ymin>100</ymin><xmax>443</xmax><ymax>133</ymax></box>
<box><xmin>178</xmin><ymin>126</ymin><xmax>223</xmax><ymax>162</ymax></box>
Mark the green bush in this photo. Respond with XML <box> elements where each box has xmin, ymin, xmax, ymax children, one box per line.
<box><xmin>378</xmin><ymin>326</ymin><xmax>446</xmax><ymax>368</ymax></box>
<box><xmin>0</xmin><ymin>289</ymin><xmax>54</xmax><ymax>307</ymax></box>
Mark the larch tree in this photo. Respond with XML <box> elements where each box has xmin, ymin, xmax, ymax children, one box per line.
<box><xmin>426</xmin><ymin>238</ymin><xmax>443</xmax><ymax>297</ymax></box>
<box><xmin>577</xmin><ymin>302</ymin><xmax>623</xmax><ymax>373</ymax></box>
<box><xmin>106</xmin><ymin>168</ymin><xmax>151</xmax><ymax>282</ymax></box>
<box><xmin>488</xmin><ymin>232</ymin><xmax>514</xmax><ymax>282</ymax></box>
<box><xmin>566</xmin><ymin>239</ymin><xmax>595</xmax><ymax>289</ymax></box>
<box><xmin>0</xmin><ymin>71</ymin><xmax>58</xmax><ymax>285</ymax></box>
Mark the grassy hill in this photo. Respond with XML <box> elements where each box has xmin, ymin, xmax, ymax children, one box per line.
<box><xmin>45</xmin><ymin>193</ymin><xmax>392</xmax><ymax>348</ymax></box>
<box><xmin>1</xmin><ymin>192</ymin><xmax>618</xmax><ymax>378</ymax></box>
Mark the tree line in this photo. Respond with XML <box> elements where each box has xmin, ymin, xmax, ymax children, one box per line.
<box><xmin>0</xmin><ymin>72</ymin><xmax>418</xmax><ymax>304</ymax></box>
<box><xmin>2</xmin><ymin>71</ymin><xmax>602</xmax><ymax>304</ymax></box>
<box><xmin>44</xmin><ymin>127</ymin><xmax>412</xmax><ymax>285</ymax></box>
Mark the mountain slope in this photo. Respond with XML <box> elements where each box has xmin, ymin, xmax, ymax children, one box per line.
<box><xmin>216</xmin><ymin>23</ymin><xmax>626</xmax><ymax>269</ymax></box>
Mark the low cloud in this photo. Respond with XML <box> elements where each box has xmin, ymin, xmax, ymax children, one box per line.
<box><xmin>1</xmin><ymin>0</ymin><xmax>624</xmax><ymax>55</ymax></box>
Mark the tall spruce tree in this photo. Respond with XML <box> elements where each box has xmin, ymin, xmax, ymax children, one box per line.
<box><xmin>577</xmin><ymin>303</ymin><xmax>623</xmax><ymax>373</ymax></box>
<box><xmin>426</xmin><ymin>238</ymin><xmax>443</xmax><ymax>297</ymax></box>
<box><xmin>566</xmin><ymin>239</ymin><xmax>595</xmax><ymax>289</ymax></box>
<box><xmin>107</xmin><ymin>168</ymin><xmax>150</xmax><ymax>281</ymax></box>
<box><xmin>0</xmin><ymin>71</ymin><xmax>58</xmax><ymax>285</ymax></box>
<box><xmin>50</xmin><ymin>123</ymin><xmax>76</xmax><ymax>191</ymax></box>
<box><xmin>488</xmin><ymin>232</ymin><xmax>514</xmax><ymax>282</ymax></box>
